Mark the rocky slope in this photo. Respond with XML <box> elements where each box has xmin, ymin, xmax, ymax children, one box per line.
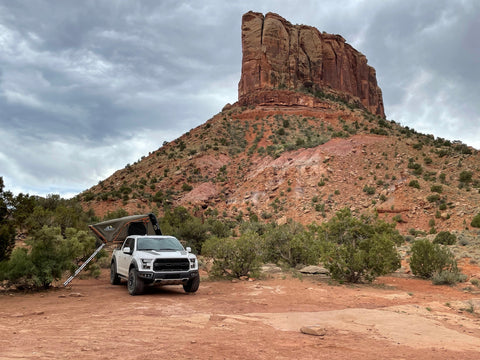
<box><xmin>80</xmin><ymin>12</ymin><xmax>480</xmax><ymax>234</ymax></box>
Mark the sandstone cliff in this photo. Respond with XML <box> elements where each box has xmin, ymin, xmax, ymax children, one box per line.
<box><xmin>238</xmin><ymin>12</ymin><xmax>385</xmax><ymax>117</ymax></box>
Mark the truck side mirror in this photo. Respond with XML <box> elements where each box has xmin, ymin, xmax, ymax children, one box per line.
<box><xmin>123</xmin><ymin>247</ymin><xmax>131</xmax><ymax>254</ymax></box>
<box><xmin>186</xmin><ymin>247</ymin><xmax>191</xmax><ymax>253</ymax></box>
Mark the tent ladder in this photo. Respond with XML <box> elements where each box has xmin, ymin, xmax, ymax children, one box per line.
<box><xmin>63</xmin><ymin>243</ymin><xmax>106</xmax><ymax>286</ymax></box>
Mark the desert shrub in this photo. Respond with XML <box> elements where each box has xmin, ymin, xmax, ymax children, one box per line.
<box><xmin>430</xmin><ymin>185</ymin><xmax>443</xmax><ymax>193</ymax></box>
<box><xmin>433</xmin><ymin>231</ymin><xmax>456</xmax><ymax>245</ymax></box>
<box><xmin>363</xmin><ymin>185</ymin><xmax>375</xmax><ymax>195</ymax></box>
<box><xmin>408</xmin><ymin>161</ymin><xmax>423</xmax><ymax>175</ymax></box>
<box><xmin>175</xmin><ymin>218</ymin><xmax>208</xmax><ymax>254</ymax></box>
<box><xmin>0</xmin><ymin>221</ymin><xmax>15</xmax><ymax>262</ymax></box>
<box><xmin>471</xmin><ymin>212</ymin><xmax>480</xmax><ymax>228</ymax></box>
<box><xmin>83</xmin><ymin>192</ymin><xmax>95</xmax><ymax>201</ymax></box>
<box><xmin>432</xmin><ymin>271</ymin><xmax>467</xmax><ymax>285</ymax></box>
<box><xmin>262</xmin><ymin>222</ymin><xmax>321</xmax><ymax>267</ymax></box>
<box><xmin>181</xmin><ymin>183</ymin><xmax>193</xmax><ymax>192</ymax></box>
<box><xmin>0</xmin><ymin>226</ymin><xmax>98</xmax><ymax>289</ymax></box>
<box><xmin>0</xmin><ymin>177</ymin><xmax>16</xmax><ymax>261</ymax></box>
<box><xmin>409</xmin><ymin>239</ymin><xmax>459</xmax><ymax>279</ymax></box>
<box><xmin>392</xmin><ymin>214</ymin><xmax>404</xmax><ymax>223</ymax></box>
<box><xmin>409</xmin><ymin>180</ymin><xmax>420</xmax><ymax>189</ymax></box>
<box><xmin>459</xmin><ymin>170</ymin><xmax>473</xmax><ymax>184</ymax></box>
<box><xmin>317</xmin><ymin>208</ymin><xmax>401</xmax><ymax>283</ymax></box>
<box><xmin>160</xmin><ymin>208</ymin><xmax>208</xmax><ymax>253</ymax></box>
<box><xmin>439</xmin><ymin>173</ymin><xmax>446</xmax><ymax>183</ymax></box>
<box><xmin>202</xmin><ymin>231</ymin><xmax>263</xmax><ymax>278</ymax></box>
<box><xmin>205</xmin><ymin>219</ymin><xmax>234</xmax><ymax>239</ymax></box>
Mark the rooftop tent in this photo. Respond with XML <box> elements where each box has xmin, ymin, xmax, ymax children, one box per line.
<box><xmin>65</xmin><ymin>213</ymin><xmax>162</xmax><ymax>286</ymax></box>
<box><xmin>88</xmin><ymin>213</ymin><xmax>162</xmax><ymax>244</ymax></box>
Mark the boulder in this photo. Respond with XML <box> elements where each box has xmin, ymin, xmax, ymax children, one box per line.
<box><xmin>300</xmin><ymin>325</ymin><xmax>328</xmax><ymax>336</ymax></box>
<box><xmin>299</xmin><ymin>265</ymin><xmax>329</xmax><ymax>275</ymax></box>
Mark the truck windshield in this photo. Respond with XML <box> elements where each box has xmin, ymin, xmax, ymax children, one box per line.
<box><xmin>137</xmin><ymin>237</ymin><xmax>184</xmax><ymax>251</ymax></box>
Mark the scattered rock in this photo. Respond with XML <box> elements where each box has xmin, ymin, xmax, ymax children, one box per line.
<box><xmin>300</xmin><ymin>325</ymin><xmax>328</xmax><ymax>337</ymax></box>
<box><xmin>299</xmin><ymin>266</ymin><xmax>329</xmax><ymax>275</ymax></box>
<box><xmin>261</xmin><ymin>264</ymin><xmax>283</xmax><ymax>274</ymax></box>
<box><xmin>69</xmin><ymin>292</ymin><xmax>85</xmax><ymax>298</ymax></box>
<box><xmin>209</xmin><ymin>315</ymin><xmax>226</xmax><ymax>322</ymax></box>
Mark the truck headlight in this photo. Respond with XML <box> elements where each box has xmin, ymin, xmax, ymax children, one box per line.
<box><xmin>189</xmin><ymin>258</ymin><xmax>196</xmax><ymax>269</ymax></box>
<box><xmin>141</xmin><ymin>259</ymin><xmax>153</xmax><ymax>270</ymax></box>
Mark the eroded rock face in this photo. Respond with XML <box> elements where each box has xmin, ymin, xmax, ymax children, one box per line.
<box><xmin>238</xmin><ymin>12</ymin><xmax>385</xmax><ymax>117</ymax></box>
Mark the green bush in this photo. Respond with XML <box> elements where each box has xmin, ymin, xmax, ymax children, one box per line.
<box><xmin>0</xmin><ymin>222</ymin><xmax>16</xmax><ymax>262</ymax></box>
<box><xmin>363</xmin><ymin>185</ymin><xmax>375</xmax><ymax>195</ymax></box>
<box><xmin>160</xmin><ymin>207</ymin><xmax>208</xmax><ymax>253</ymax></box>
<box><xmin>181</xmin><ymin>183</ymin><xmax>193</xmax><ymax>192</ymax></box>
<box><xmin>459</xmin><ymin>170</ymin><xmax>473</xmax><ymax>184</ymax></box>
<box><xmin>432</xmin><ymin>270</ymin><xmax>467</xmax><ymax>285</ymax></box>
<box><xmin>318</xmin><ymin>209</ymin><xmax>401</xmax><ymax>283</ymax></box>
<box><xmin>262</xmin><ymin>222</ymin><xmax>321</xmax><ymax>267</ymax></box>
<box><xmin>471</xmin><ymin>212</ymin><xmax>480</xmax><ymax>228</ymax></box>
<box><xmin>427</xmin><ymin>194</ymin><xmax>440</xmax><ymax>203</ymax></box>
<box><xmin>202</xmin><ymin>231</ymin><xmax>263</xmax><ymax>278</ymax></box>
<box><xmin>433</xmin><ymin>231</ymin><xmax>456</xmax><ymax>245</ymax></box>
<box><xmin>409</xmin><ymin>239</ymin><xmax>459</xmax><ymax>279</ymax></box>
<box><xmin>0</xmin><ymin>226</ymin><xmax>98</xmax><ymax>289</ymax></box>
<box><xmin>409</xmin><ymin>180</ymin><xmax>420</xmax><ymax>189</ymax></box>
<box><xmin>175</xmin><ymin>217</ymin><xmax>207</xmax><ymax>254</ymax></box>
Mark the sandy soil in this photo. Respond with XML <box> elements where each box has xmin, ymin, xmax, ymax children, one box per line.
<box><xmin>1</xmin><ymin>269</ymin><xmax>480</xmax><ymax>360</ymax></box>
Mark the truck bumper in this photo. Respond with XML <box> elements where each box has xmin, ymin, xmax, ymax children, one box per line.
<box><xmin>138</xmin><ymin>270</ymin><xmax>198</xmax><ymax>283</ymax></box>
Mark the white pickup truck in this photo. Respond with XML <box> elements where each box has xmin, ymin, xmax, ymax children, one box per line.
<box><xmin>110</xmin><ymin>235</ymin><xmax>199</xmax><ymax>295</ymax></box>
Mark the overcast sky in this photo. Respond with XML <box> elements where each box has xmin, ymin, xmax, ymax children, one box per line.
<box><xmin>1</xmin><ymin>0</ymin><xmax>479</xmax><ymax>198</ymax></box>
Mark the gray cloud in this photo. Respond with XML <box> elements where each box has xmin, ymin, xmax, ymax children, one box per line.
<box><xmin>0</xmin><ymin>0</ymin><xmax>479</xmax><ymax>197</ymax></box>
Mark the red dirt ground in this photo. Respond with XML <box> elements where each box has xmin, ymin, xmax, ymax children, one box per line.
<box><xmin>1</xmin><ymin>268</ymin><xmax>480</xmax><ymax>360</ymax></box>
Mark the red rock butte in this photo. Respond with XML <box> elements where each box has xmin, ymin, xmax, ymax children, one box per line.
<box><xmin>238</xmin><ymin>11</ymin><xmax>385</xmax><ymax>117</ymax></box>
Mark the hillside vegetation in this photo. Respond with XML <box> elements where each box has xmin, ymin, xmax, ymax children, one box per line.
<box><xmin>81</xmin><ymin>94</ymin><xmax>480</xmax><ymax>235</ymax></box>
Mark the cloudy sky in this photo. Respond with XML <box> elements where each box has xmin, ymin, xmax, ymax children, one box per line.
<box><xmin>1</xmin><ymin>0</ymin><xmax>479</xmax><ymax>198</ymax></box>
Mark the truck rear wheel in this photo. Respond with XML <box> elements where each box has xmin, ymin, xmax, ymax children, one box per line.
<box><xmin>128</xmin><ymin>267</ymin><xmax>144</xmax><ymax>295</ymax></box>
<box><xmin>183</xmin><ymin>275</ymin><xmax>200</xmax><ymax>293</ymax></box>
<box><xmin>110</xmin><ymin>262</ymin><xmax>121</xmax><ymax>285</ymax></box>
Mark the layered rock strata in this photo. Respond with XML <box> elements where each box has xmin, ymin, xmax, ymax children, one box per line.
<box><xmin>238</xmin><ymin>11</ymin><xmax>385</xmax><ymax>117</ymax></box>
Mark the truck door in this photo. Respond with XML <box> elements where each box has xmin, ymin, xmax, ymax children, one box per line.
<box><xmin>117</xmin><ymin>237</ymin><xmax>134</xmax><ymax>275</ymax></box>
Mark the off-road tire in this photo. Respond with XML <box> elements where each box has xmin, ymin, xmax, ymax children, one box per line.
<box><xmin>183</xmin><ymin>275</ymin><xmax>200</xmax><ymax>293</ymax></box>
<box><xmin>128</xmin><ymin>267</ymin><xmax>144</xmax><ymax>295</ymax></box>
<box><xmin>110</xmin><ymin>262</ymin><xmax>121</xmax><ymax>285</ymax></box>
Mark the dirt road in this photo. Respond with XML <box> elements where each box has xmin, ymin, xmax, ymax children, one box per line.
<box><xmin>1</xmin><ymin>269</ymin><xmax>480</xmax><ymax>359</ymax></box>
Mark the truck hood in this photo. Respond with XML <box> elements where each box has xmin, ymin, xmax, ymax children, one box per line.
<box><xmin>137</xmin><ymin>250</ymin><xmax>191</xmax><ymax>259</ymax></box>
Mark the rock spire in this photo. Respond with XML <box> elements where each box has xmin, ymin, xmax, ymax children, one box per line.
<box><xmin>238</xmin><ymin>12</ymin><xmax>385</xmax><ymax>117</ymax></box>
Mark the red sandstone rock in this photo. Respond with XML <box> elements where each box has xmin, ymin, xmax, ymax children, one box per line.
<box><xmin>238</xmin><ymin>12</ymin><xmax>385</xmax><ymax>117</ymax></box>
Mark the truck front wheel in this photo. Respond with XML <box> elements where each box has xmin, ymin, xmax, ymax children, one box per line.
<box><xmin>110</xmin><ymin>262</ymin><xmax>121</xmax><ymax>285</ymax></box>
<box><xmin>128</xmin><ymin>267</ymin><xmax>144</xmax><ymax>295</ymax></box>
<box><xmin>183</xmin><ymin>275</ymin><xmax>200</xmax><ymax>293</ymax></box>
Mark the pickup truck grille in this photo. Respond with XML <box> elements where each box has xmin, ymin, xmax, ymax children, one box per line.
<box><xmin>153</xmin><ymin>258</ymin><xmax>190</xmax><ymax>272</ymax></box>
